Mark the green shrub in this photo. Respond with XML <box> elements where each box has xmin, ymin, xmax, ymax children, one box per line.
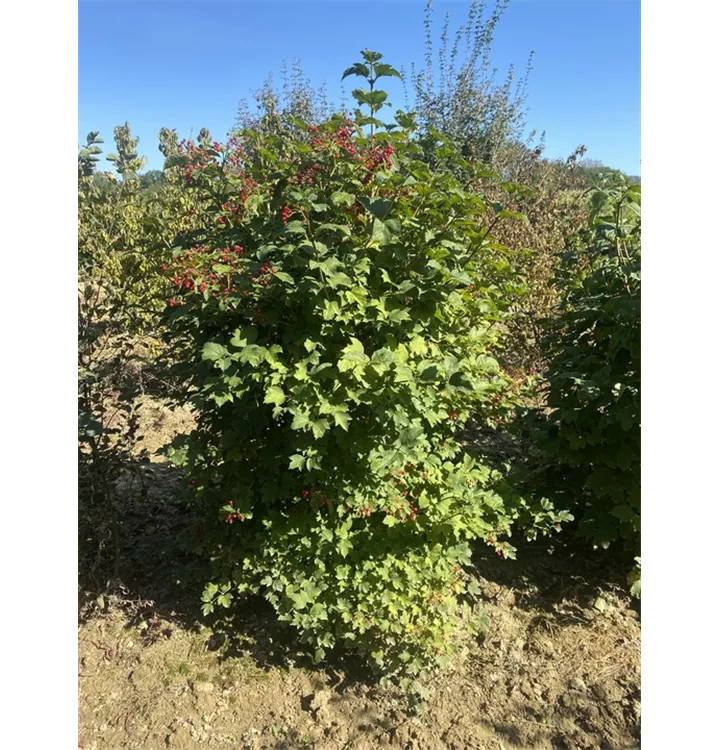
<box><xmin>530</xmin><ymin>183</ymin><xmax>640</xmax><ymax>554</ymax></box>
<box><xmin>161</xmin><ymin>53</ymin><xmax>560</xmax><ymax>686</ymax></box>
<box><xmin>78</xmin><ymin>124</ymin><xmax>200</xmax><ymax>585</ymax></box>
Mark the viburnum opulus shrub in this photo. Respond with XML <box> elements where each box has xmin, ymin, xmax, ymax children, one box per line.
<box><xmin>161</xmin><ymin>53</ymin><xmax>559</xmax><ymax>684</ymax></box>
<box><xmin>532</xmin><ymin>183</ymin><xmax>640</xmax><ymax>559</ymax></box>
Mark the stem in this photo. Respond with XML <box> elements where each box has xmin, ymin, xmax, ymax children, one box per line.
<box><xmin>464</xmin><ymin>215</ymin><xmax>501</xmax><ymax>267</ymax></box>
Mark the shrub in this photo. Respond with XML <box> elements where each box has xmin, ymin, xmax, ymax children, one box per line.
<box><xmin>528</xmin><ymin>183</ymin><xmax>640</xmax><ymax>555</ymax></box>
<box><xmin>78</xmin><ymin>124</ymin><xmax>199</xmax><ymax>585</ymax></box>
<box><xmin>488</xmin><ymin>146</ymin><xmax>590</xmax><ymax>372</ymax></box>
<box><xmin>161</xmin><ymin>52</ymin><xmax>559</xmax><ymax>686</ymax></box>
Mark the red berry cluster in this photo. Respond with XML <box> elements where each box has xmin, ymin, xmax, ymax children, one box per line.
<box><xmin>332</xmin><ymin>121</ymin><xmax>357</xmax><ymax>156</ymax></box>
<box><xmin>307</xmin><ymin>118</ymin><xmax>357</xmax><ymax>157</ymax></box>
<box><xmin>342</xmin><ymin>200</ymin><xmax>365</xmax><ymax>224</ymax></box>
<box><xmin>383</xmin><ymin>463</ymin><xmax>424</xmax><ymax>523</ymax></box>
<box><xmin>385</xmin><ymin>497</ymin><xmax>418</xmax><ymax>524</ymax></box>
<box><xmin>223</xmin><ymin>134</ymin><xmax>248</xmax><ymax>172</ymax></box>
<box><xmin>250</xmin><ymin>260</ymin><xmax>275</xmax><ymax>289</ymax></box>
<box><xmin>297</xmin><ymin>162</ymin><xmax>320</xmax><ymax>186</ymax></box>
<box><xmin>281</xmin><ymin>205</ymin><xmax>293</xmax><ymax>225</ymax></box>
<box><xmin>180</xmin><ymin>208</ymin><xmax>199</xmax><ymax>230</ymax></box>
<box><xmin>299</xmin><ymin>487</ymin><xmax>331</xmax><ymax>510</ymax></box>
<box><xmin>162</xmin><ymin>243</ymin><xmax>250</xmax><ymax>306</ymax></box>
<box><xmin>223</xmin><ymin>500</ymin><xmax>245</xmax><ymax>525</ymax></box>
<box><xmin>173</xmin><ymin>135</ymin><xmax>250</xmax><ymax>185</ymax></box>
<box><xmin>448</xmin><ymin>564</ymin><xmax>466</xmax><ymax>594</ymax></box>
<box><xmin>176</xmin><ymin>138</ymin><xmax>212</xmax><ymax>184</ymax></box>
<box><xmin>427</xmin><ymin>591</ymin><xmax>447</xmax><ymax>607</ymax></box>
<box><xmin>485</xmin><ymin>529</ymin><xmax>512</xmax><ymax>557</ymax></box>
<box><xmin>449</xmin><ymin>411</ymin><xmax>458</xmax><ymax>421</ymax></box>
<box><xmin>360</xmin><ymin>144</ymin><xmax>395</xmax><ymax>184</ymax></box>
<box><xmin>220</xmin><ymin>195</ymin><xmax>251</xmax><ymax>224</ymax></box>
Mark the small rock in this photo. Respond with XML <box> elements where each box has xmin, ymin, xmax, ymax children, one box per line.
<box><xmin>167</xmin><ymin>727</ymin><xmax>193</xmax><ymax>747</ymax></box>
<box><xmin>194</xmin><ymin>681</ymin><xmax>214</xmax><ymax>694</ymax></box>
<box><xmin>569</xmin><ymin>677</ymin><xmax>587</xmax><ymax>691</ymax></box>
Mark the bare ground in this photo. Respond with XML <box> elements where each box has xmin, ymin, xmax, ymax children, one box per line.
<box><xmin>78</xmin><ymin>397</ymin><xmax>640</xmax><ymax>750</ymax></box>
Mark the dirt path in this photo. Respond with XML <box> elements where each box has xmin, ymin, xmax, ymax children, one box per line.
<box><xmin>79</xmin><ymin>554</ymin><xmax>639</xmax><ymax>749</ymax></box>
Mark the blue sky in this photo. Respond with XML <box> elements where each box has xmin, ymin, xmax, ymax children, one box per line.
<box><xmin>79</xmin><ymin>0</ymin><xmax>640</xmax><ymax>175</ymax></box>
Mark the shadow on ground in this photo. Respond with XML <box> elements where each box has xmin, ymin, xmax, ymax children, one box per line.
<box><xmin>78</xmin><ymin>400</ymin><xmax>640</xmax><ymax>750</ymax></box>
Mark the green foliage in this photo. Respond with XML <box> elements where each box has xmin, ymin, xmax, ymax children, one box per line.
<box><xmin>78</xmin><ymin>123</ymin><xmax>203</xmax><ymax>584</ymax></box>
<box><xmin>570</xmin><ymin>158</ymin><xmax>641</xmax><ymax>191</ymax></box>
<box><xmin>78</xmin><ymin>131</ymin><xmax>105</xmax><ymax>177</ymax></box>
<box><xmin>528</xmin><ymin>184</ymin><xmax>641</xmax><ymax>555</ymax></box>
<box><xmin>235</xmin><ymin>60</ymin><xmax>332</xmax><ymax>143</ymax></box>
<box><xmin>489</xmin><ymin>145</ymin><xmax>591</xmax><ymax>372</ymax></box>
<box><xmin>159</xmin><ymin>57</ymin><xmax>562</xmax><ymax>683</ymax></box>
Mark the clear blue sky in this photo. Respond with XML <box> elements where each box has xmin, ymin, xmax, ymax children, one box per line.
<box><xmin>79</xmin><ymin>0</ymin><xmax>640</xmax><ymax>175</ymax></box>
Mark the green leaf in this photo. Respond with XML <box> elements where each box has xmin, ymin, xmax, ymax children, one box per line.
<box><xmin>373</xmin><ymin>63</ymin><xmax>403</xmax><ymax>80</ymax></box>
<box><xmin>352</xmin><ymin>89</ymin><xmax>389</xmax><ymax>110</ymax></box>
<box><xmin>230</xmin><ymin>326</ymin><xmax>257</xmax><ymax>348</ymax></box>
<box><xmin>202</xmin><ymin>342</ymin><xmax>228</xmax><ymax>362</ymax></box>
<box><xmin>418</xmin><ymin>363</ymin><xmax>440</xmax><ymax>381</ymax></box>
<box><xmin>361</xmin><ymin>49</ymin><xmax>383</xmax><ymax>63</ymax></box>
<box><xmin>449</xmin><ymin>371</ymin><xmax>474</xmax><ymax>391</ymax></box>
<box><xmin>317</xmin><ymin>223</ymin><xmax>351</xmax><ymax>237</ymax></box>
<box><xmin>337</xmin><ymin>539</ymin><xmax>352</xmax><ymax>558</ymax></box>
<box><xmin>284</xmin><ymin>220</ymin><xmax>307</xmax><ymax>235</ymax></box>
<box><xmin>341</xmin><ymin>337</ymin><xmax>366</xmax><ymax>359</ymax></box>
<box><xmin>330</xmin><ymin>190</ymin><xmax>355</xmax><ymax>207</ymax></box>
<box><xmin>358</xmin><ymin>196</ymin><xmax>392</xmax><ymax>220</ymax></box>
<box><xmin>310</xmin><ymin>418</ymin><xmax>330</xmax><ymax>439</ymax></box>
<box><xmin>333</xmin><ymin>410</ymin><xmax>351</xmax><ymax>431</ymax></box>
<box><xmin>408</xmin><ymin>336</ymin><xmax>428</xmax><ymax>356</ymax></box>
<box><xmin>239</xmin><ymin>345</ymin><xmax>267</xmax><ymax>366</ymax></box>
<box><xmin>274</xmin><ymin>271</ymin><xmax>294</xmax><ymax>284</ymax></box>
<box><xmin>291</xmin><ymin>412</ymin><xmax>311</xmax><ymax>431</ymax></box>
<box><xmin>322</xmin><ymin>299</ymin><xmax>341</xmax><ymax>320</ymax></box>
<box><xmin>371</xmin><ymin>219</ymin><xmax>398</xmax><ymax>246</ymax></box>
<box><xmin>289</xmin><ymin>454</ymin><xmax>306</xmax><ymax>470</ymax></box>
<box><xmin>327</xmin><ymin>272</ymin><xmax>353</xmax><ymax>289</ymax></box>
<box><xmin>264</xmin><ymin>385</ymin><xmax>286</xmax><ymax>406</ymax></box>
<box><xmin>371</xmin><ymin>348</ymin><xmax>396</xmax><ymax>365</ymax></box>
<box><xmin>394</xmin><ymin>364</ymin><xmax>413</xmax><ymax>383</ymax></box>
<box><xmin>341</xmin><ymin>63</ymin><xmax>370</xmax><ymax>80</ymax></box>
